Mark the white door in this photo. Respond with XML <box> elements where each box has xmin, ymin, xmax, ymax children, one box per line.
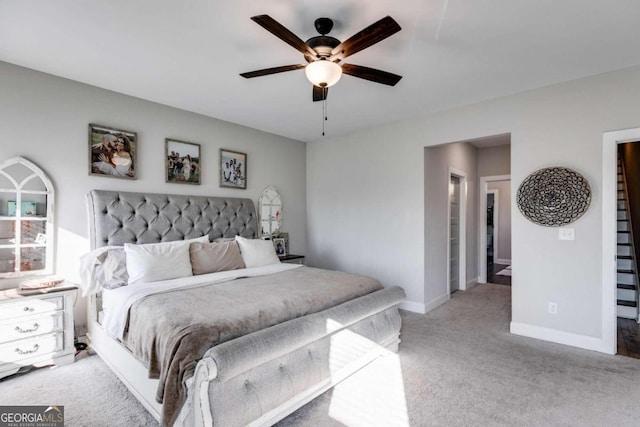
<box><xmin>450</xmin><ymin>176</ymin><xmax>461</xmax><ymax>293</ymax></box>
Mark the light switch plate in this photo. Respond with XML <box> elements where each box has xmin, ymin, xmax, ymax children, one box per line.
<box><xmin>559</xmin><ymin>228</ymin><xmax>575</xmax><ymax>240</ymax></box>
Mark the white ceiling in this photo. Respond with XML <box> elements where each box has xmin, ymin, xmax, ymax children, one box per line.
<box><xmin>1</xmin><ymin>1</ymin><xmax>639</xmax><ymax>143</ymax></box>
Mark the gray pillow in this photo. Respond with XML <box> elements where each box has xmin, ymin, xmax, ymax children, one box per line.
<box><xmin>190</xmin><ymin>241</ymin><xmax>245</xmax><ymax>275</ymax></box>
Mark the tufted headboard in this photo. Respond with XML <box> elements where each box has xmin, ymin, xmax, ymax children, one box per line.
<box><xmin>86</xmin><ymin>190</ymin><xmax>258</xmax><ymax>249</ymax></box>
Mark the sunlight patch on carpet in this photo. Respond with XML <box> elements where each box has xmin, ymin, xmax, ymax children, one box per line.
<box><xmin>328</xmin><ymin>352</ymin><xmax>408</xmax><ymax>426</ymax></box>
<box><xmin>325</xmin><ymin>319</ymin><xmax>409</xmax><ymax>427</ymax></box>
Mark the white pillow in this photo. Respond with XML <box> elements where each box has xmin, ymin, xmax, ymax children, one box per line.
<box><xmin>125</xmin><ymin>236</ymin><xmax>209</xmax><ymax>284</ymax></box>
<box><xmin>78</xmin><ymin>246</ymin><xmax>124</xmax><ymax>296</ymax></box>
<box><xmin>101</xmin><ymin>248</ymin><xmax>128</xmax><ymax>290</ymax></box>
<box><xmin>235</xmin><ymin>236</ymin><xmax>281</xmax><ymax>268</ymax></box>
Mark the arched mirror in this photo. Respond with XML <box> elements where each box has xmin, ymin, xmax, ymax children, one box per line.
<box><xmin>0</xmin><ymin>157</ymin><xmax>55</xmax><ymax>278</ymax></box>
<box><xmin>258</xmin><ymin>186</ymin><xmax>282</xmax><ymax>237</ymax></box>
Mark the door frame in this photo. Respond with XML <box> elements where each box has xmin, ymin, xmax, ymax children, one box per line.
<box><xmin>447</xmin><ymin>167</ymin><xmax>467</xmax><ymax>293</ymax></box>
<box><xmin>478</xmin><ymin>175</ymin><xmax>510</xmax><ymax>283</ymax></box>
<box><xmin>602</xmin><ymin>127</ymin><xmax>640</xmax><ymax>354</ymax></box>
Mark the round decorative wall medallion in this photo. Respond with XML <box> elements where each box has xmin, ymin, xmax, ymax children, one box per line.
<box><xmin>517</xmin><ymin>167</ymin><xmax>591</xmax><ymax>227</ymax></box>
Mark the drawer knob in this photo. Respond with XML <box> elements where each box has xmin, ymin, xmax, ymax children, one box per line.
<box><xmin>23</xmin><ymin>306</ymin><xmax>34</xmax><ymax>312</ymax></box>
<box><xmin>15</xmin><ymin>343</ymin><xmax>39</xmax><ymax>355</ymax></box>
<box><xmin>15</xmin><ymin>323</ymin><xmax>39</xmax><ymax>334</ymax></box>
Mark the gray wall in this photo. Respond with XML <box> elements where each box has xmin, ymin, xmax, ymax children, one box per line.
<box><xmin>307</xmin><ymin>65</ymin><xmax>640</xmax><ymax>344</ymax></box>
<box><xmin>0</xmin><ymin>62</ymin><xmax>307</xmax><ymax>326</ymax></box>
<box><xmin>478</xmin><ymin>144</ymin><xmax>511</xmax><ymax>177</ymax></box>
<box><xmin>424</xmin><ymin>142</ymin><xmax>478</xmax><ymax>305</ymax></box>
<box><xmin>488</xmin><ymin>180</ymin><xmax>511</xmax><ymax>262</ymax></box>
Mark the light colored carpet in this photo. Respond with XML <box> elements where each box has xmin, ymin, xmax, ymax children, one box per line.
<box><xmin>2</xmin><ymin>284</ymin><xmax>640</xmax><ymax>426</ymax></box>
<box><xmin>496</xmin><ymin>266</ymin><xmax>512</xmax><ymax>276</ymax></box>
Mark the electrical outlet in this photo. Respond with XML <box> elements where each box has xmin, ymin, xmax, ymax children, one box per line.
<box><xmin>548</xmin><ymin>302</ymin><xmax>558</xmax><ymax>314</ymax></box>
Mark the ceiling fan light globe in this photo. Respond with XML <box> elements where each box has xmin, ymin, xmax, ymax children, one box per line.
<box><xmin>305</xmin><ymin>60</ymin><xmax>342</xmax><ymax>88</ymax></box>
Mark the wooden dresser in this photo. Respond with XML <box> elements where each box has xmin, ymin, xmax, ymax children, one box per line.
<box><xmin>0</xmin><ymin>286</ymin><xmax>76</xmax><ymax>379</ymax></box>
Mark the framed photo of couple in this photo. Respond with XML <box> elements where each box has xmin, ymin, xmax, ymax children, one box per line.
<box><xmin>219</xmin><ymin>149</ymin><xmax>247</xmax><ymax>189</ymax></box>
<box><xmin>89</xmin><ymin>124</ymin><xmax>137</xmax><ymax>179</ymax></box>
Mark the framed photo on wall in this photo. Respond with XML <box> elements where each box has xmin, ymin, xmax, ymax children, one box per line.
<box><xmin>89</xmin><ymin>124</ymin><xmax>137</xmax><ymax>179</ymax></box>
<box><xmin>165</xmin><ymin>138</ymin><xmax>201</xmax><ymax>184</ymax></box>
<box><xmin>219</xmin><ymin>149</ymin><xmax>247</xmax><ymax>189</ymax></box>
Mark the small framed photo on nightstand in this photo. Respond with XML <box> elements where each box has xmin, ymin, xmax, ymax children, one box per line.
<box><xmin>273</xmin><ymin>238</ymin><xmax>287</xmax><ymax>256</ymax></box>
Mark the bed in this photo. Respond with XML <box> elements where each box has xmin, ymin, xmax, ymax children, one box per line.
<box><xmin>83</xmin><ymin>189</ymin><xmax>405</xmax><ymax>426</ymax></box>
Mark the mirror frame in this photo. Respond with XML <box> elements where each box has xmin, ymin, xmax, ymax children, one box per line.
<box><xmin>0</xmin><ymin>156</ymin><xmax>55</xmax><ymax>278</ymax></box>
<box><xmin>258</xmin><ymin>185</ymin><xmax>282</xmax><ymax>237</ymax></box>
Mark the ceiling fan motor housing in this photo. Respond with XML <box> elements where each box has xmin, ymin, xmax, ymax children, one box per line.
<box><xmin>305</xmin><ymin>35</ymin><xmax>341</xmax><ymax>62</ymax></box>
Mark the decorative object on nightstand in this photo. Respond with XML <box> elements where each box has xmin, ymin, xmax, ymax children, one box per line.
<box><xmin>273</xmin><ymin>237</ymin><xmax>287</xmax><ymax>256</ymax></box>
<box><xmin>0</xmin><ymin>285</ymin><xmax>77</xmax><ymax>379</ymax></box>
<box><xmin>0</xmin><ymin>157</ymin><xmax>55</xmax><ymax>278</ymax></box>
<box><xmin>279</xmin><ymin>254</ymin><xmax>305</xmax><ymax>265</ymax></box>
<box><xmin>19</xmin><ymin>275</ymin><xmax>65</xmax><ymax>290</ymax></box>
<box><xmin>258</xmin><ymin>186</ymin><xmax>282</xmax><ymax>238</ymax></box>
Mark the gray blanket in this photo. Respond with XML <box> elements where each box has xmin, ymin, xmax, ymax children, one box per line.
<box><xmin>122</xmin><ymin>266</ymin><xmax>384</xmax><ymax>426</ymax></box>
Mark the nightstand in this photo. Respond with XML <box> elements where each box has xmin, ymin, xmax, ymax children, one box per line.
<box><xmin>0</xmin><ymin>286</ymin><xmax>76</xmax><ymax>379</ymax></box>
<box><xmin>279</xmin><ymin>254</ymin><xmax>305</xmax><ymax>265</ymax></box>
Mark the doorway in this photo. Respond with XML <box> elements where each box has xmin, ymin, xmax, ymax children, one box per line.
<box><xmin>450</xmin><ymin>175</ymin><xmax>461</xmax><ymax>293</ymax></box>
<box><xmin>602</xmin><ymin>127</ymin><xmax>640</xmax><ymax>355</ymax></box>
<box><xmin>479</xmin><ymin>175</ymin><xmax>511</xmax><ymax>284</ymax></box>
<box><xmin>447</xmin><ymin>167</ymin><xmax>467</xmax><ymax>294</ymax></box>
<box><xmin>614</xmin><ymin>141</ymin><xmax>640</xmax><ymax>358</ymax></box>
<box><xmin>487</xmin><ymin>191</ymin><xmax>497</xmax><ymax>262</ymax></box>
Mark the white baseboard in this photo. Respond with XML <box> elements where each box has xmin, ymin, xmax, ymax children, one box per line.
<box><xmin>465</xmin><ymin>276</ymin><xmax>479</xmax><ymax>290</ymax></box>
<box><xmin>424</xmin><ymin>293</ymin><xmax>450</xmax><ymax>313</ymax></box>
<box><xmin>399</xmin><ymin>300</ymin><xmax>426</xmax><ymax>314</ymax></box>
<box><xmin>510</xmin><ymin>321</ymin><xmax>604</xmax><ymax>353</ymax></box>
<box><xmin>496</xmin><ymin>258</ymin><xmax>511</xmax><ymax>265</ymax></box>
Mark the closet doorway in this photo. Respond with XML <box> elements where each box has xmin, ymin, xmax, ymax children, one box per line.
<box><xmin>450</xmin><ymin>175</ymin><xmax>461</xmax><ymax>292</ymax></box>
<box><xmin>448</xmin><ymin>168</ymin><xmax>467</xmax><ymax>294</ymax></box>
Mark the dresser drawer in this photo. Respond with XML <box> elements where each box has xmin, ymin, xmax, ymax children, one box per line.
<box><xmin>0</xmin><ymin>332</ymin><xmax>63</xmax><ymax>363</ymax></box>
<box><xmin>0</xmin><ymin>295</ymin><xmax>64</xmax><ymax>321</ymax></box>
<box><xmin>0</xmin><ymin>312</ymin><xmax>64</xmax><ymax>343</ymax></box>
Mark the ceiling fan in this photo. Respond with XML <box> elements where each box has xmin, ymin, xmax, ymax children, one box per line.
<box><xmin>240</xmin><ymin>15</ymin><xmax>402</xmax><ymax>102</ymax></box>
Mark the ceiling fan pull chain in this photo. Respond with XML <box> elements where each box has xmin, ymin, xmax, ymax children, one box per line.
<box><xmin>322</xmin><ymin>88</ymin><xmax>330</xmax><ymax>136</ymax></box>
<box><xmin>325</xmin><ymin>87</ymin><xmax>328</xmax><ymax>121</ymax></box>
<box><xmin>322</xmin><ymin>97</ymin><xmax>326</xmax><ymax>136</ymax></box>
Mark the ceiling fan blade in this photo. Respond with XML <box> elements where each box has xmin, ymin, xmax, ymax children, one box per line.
<box><xmin>251</xmin><ymin>15</ymin><xmax>317</xmax><ymax>58</ymax></box>
<box><xmin>341</xmin><ymin>63</ymin><xmax>402</xmax><ymax>86</ymax></box>
<box><xmin>313</xmin><ymin>85</ymin><xmax>328</xmax><ymax>102</ymax></box>
<box><xmin>240</xmin><ymin>64</ymin><xmax>306</xmax><ymax>79</ymax></box>
<box><xmin>331</xmin><ymin>16</ymin><xmax>401</xmax><ymax>60</ymax></box>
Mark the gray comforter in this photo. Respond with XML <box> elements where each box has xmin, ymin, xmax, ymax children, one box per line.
<box><xmin>122</xmin><ymin>266</ymin><xmax>385</xmax><ymax>426</ymax></box>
